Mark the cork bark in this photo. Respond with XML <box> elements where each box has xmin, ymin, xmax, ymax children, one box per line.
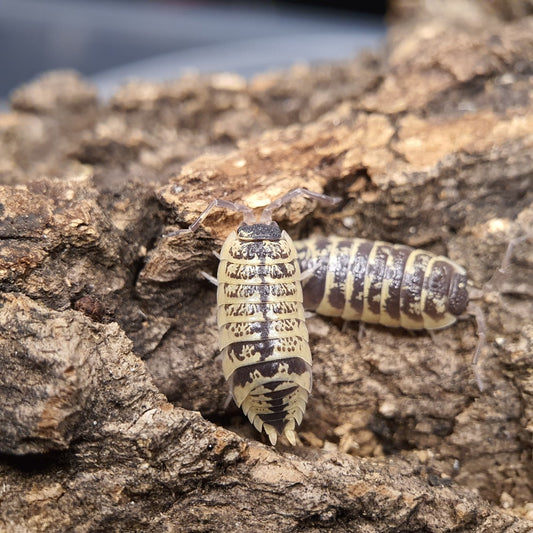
<box><xmin>1</xmin><ymin>2</ymin><xmax>532</xmax><ymax>531</ymax></box>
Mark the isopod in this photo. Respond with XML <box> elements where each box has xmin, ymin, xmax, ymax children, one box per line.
<box><xmin>294</xmin><ymin>236</ymin><xmax>486</xmax><ymax>387</ymax></box>
<box><xmin>294</xmin><ymin>233</ymin><xmax>531</xmax><ymax>391</ymax></box>
<box><xmin>295</xmin><ymin>236</ymin><xmax>469</xmax><ymax>329</ymax></box>
<box><xmin>168</xmin><ymin>189</ymin><xmax>340</xmax><ymax>445</ymax></box>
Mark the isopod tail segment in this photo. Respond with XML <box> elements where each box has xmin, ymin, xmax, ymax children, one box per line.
<box><xmin>166</xmin><ymin>188</ymin><xmax>341</xmax><ymax>446</ymax></box>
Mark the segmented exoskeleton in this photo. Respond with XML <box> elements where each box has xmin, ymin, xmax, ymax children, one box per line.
<box><xmin>294</xmin><ymin>236</ymin><xmax>484</xmax><ymax>385</ymax></box>
<box><xmin>295</xmin><ymin>236</ymin><xmax>469</xmax><ymax>330</ymax></box>
<box><xmin>168</xmin><ymin>189</ymin><xmax>340</xmax><ymax>445</ymax></box>
<box><xmin>295</xmin><ymin>233</ymin><xmax>531</xmax><ymax>391</ymax></box>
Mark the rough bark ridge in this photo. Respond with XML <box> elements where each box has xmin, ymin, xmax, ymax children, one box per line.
<box><xmin>1</xmin><ymin>4</ymin><xmax>532</xmax><ymax>532</ymax></box>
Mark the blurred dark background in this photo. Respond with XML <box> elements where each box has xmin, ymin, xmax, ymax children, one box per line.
<box><xmin>0</xmin><ymin>0</ymin><xmax>386</xmax><ymax>104</ymax></box>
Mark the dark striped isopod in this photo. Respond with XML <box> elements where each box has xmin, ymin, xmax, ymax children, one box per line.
<box><xmin>294</xmin><ymin>236</ymin><xmax>487</xmax><ymax>387</ymax></box>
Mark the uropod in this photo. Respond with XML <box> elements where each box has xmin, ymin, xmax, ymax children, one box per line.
<box><xmin>167</xmin><ymin>188</ymin><xmax>340</xmax><ymax>445</ymax></box>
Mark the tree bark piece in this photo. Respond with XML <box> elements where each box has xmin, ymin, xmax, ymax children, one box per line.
<box><xmin>0</xmin><ymin>4</ymin><xmax>532</xmax><ymax>531</ymax></box>
<box><xmin>0</xmin><ymin>293</ymin><xmax>527</xmax><ymax>532</ymax></box>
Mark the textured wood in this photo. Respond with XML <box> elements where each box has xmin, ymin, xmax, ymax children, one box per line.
<box><xmin>0</xmin><ymin>3</ymin><xmax>532</xmax><ymax>530</ymax></box>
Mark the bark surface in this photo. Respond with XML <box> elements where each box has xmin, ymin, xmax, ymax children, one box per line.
<box><xmin>0</xmin><ymin>3</ymin><xmax>532</xmax><ymax>531</ymax></box>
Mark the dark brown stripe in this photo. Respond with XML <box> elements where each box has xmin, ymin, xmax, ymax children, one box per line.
<box><xmin>227</xmin><ymin>339</ymin><xmax>277</xmax><ymax>363</ymax></box>
<box><xmin>349</xmin><ymin>240</ymin><xmax>374</xmax><ymax>317</ymax></box>
<box><xmin>262</xmin><ymin>396</ymin><xmax>289</xmax><ymax>408</ymax></box>
<box><xmin>366</xmin><ymin>244</ymin><xmax>391</xmax><ymax>315</ymax></box>
<box><xmin>256</xmin><ymin>385</ymin><xmax>299</xmax><ymax>398</ymax></box>
<box><xmin>328</xmin><ymin>240</ymin><xmax>352</xmax><ymax>310</ymax></box>
<box><xmin>231</xmin><ymin>358</ymin><xmax>311</xmax><ymax>389</ymax></box>
<box><xmin>260</xmin><ymin>381</ymin><xmax>290</xmax><ymax>392</ymax></box>
<box><xmin>259</xmin><ymin>412</ymin><xmax>291</xmax><ymax>423</ymax></box>
<box><xmin>263</xmin><ymin>402</ymin><xmax>291</xmax><ymax>413</ymax></box>
<box><xmin>400</xmin><ymin>252</ymin><xmax>431</xmax><ymax>323</ymax></box>
<box><xmin>383</xmin><ymin>245</ymin><xmax>412</xmax><ymax>320</ymax></box>
<box><xmin>302</xmin><ymin>258</ymin><xmax>328</xmax><ymax>310</ymax></box>
<box><xmin>312</xmin><ymin>238</ymin><xmax>333</xmax><ymax>252</ymax></box>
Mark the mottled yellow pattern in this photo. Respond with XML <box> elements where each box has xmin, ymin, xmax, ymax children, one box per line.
<box><xmin>219</xmin><ymin>229</ymin><xmax>311</xmax><ymax>445</ymax></box>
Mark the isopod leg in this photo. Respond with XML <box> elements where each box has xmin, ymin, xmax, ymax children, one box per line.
<box><xmin>469</xmin><ymin>233</ymin><xmax>531</xmax><ymax>391</ymax></box>
<box><xmin>467</xmin><ymin>302</ymin><xmax>487</xmax><ymax>392</ymax></box>
<box><xmin>484</xmin><ymin>234</ymin><xmax>531</xmax><ymax>291</ymax></box>
<box><xmin>200</xmin><ymin>271</ymin><xmax>218</xmax><ymax>286</ymax></box>
<box><xmin>357</xmin><ymin>321</ymin><xmax>366</xmax><ymax>341</ymax></box>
